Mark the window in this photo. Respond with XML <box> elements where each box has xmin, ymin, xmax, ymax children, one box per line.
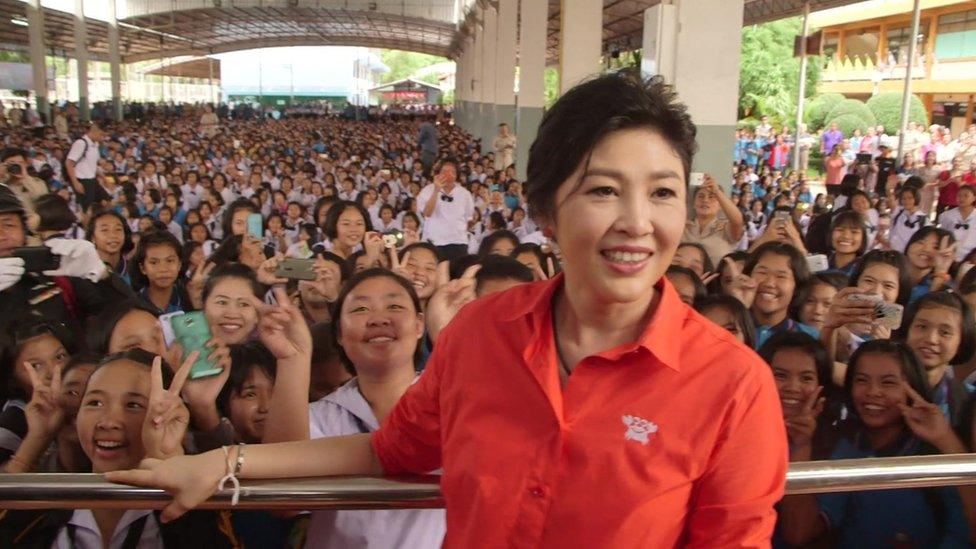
<box><xmin>885</xmin><ymin>23</ymin><xmax>927</xmax><ymax>65</ymax></box>
<box><xmin>935</xmin><ymin>9</ymin><xmax>976</xmax><ymax>59</ymax></box>
<box><xmin>822</xmin><ymin>32</ymin><xmax>840</xmax><ymax>64</ymax></box>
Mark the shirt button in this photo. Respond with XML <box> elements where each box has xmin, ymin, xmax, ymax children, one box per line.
<box><xmin>530</xmin><ymin>487</ymin><xmax>545</xmax><ymax>498</ymax></box>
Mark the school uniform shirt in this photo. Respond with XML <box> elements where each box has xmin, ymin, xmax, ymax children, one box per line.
<box><xmin>938</xmin><ymin>207</ymin><xmax>976</xmax><ymax>261</ymax></box>
<box><xmin>754</xmin><ymin>317</ymin><xmax>820</xmax><ymax>350</ymax></box>
<box><xmin>53</xmin><ymin>510</ymin><xmax>163</xmax><ymax>549</ymax></box>
<box><xmin>683</xmin><ymin>217</ymin><xmax>738</xmax><ymax>267</ymax></box>
<box><xmin>888</xmin><ymin>207</ymin><xmax>928</xmax><ymax>253</ymax></box>
<box><xmin>817</xmin><ymin>433</ymin><xmax>970</xmax><ymax>548</ymax></box>
<box><xmin>180</xmin><ymin>183</ymin><xmax>204</xmax><ymax>210</ymax></box>
<box><xmin>416</xmin><ymin>184</ymin><xmax>474</xmax><ymax>247</ymax></box>
<box><xmin>66</xmin><ymin>136</ymin><xmax>99</xmax><ymax>179</ymax></box>
<box><xmin>371</xmin><ymin>275</ymin><xmax>788</xmax><ymax>548</ymax></box>
<box><xmin>307</xmin><ymin>379</ymin><xmax>446</xmax><ymax>549</ymax></box>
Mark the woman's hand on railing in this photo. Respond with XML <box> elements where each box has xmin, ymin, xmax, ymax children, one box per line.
<box><xmin>104</xmin><ymin>448</ymin><xmax>227</xmax><ymax>523</ymax></box>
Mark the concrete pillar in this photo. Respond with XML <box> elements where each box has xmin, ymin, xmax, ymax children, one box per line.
<box><xmin>672</xmin><ymin>0</ymin><xmax>744</xmax><ymax>185</ymax></box>
<box><xmin>107</xmin><ymin>0</ymin><xmax>122</xmax><ymax>121</ymax></box>
<box><xmin>480</xmin><ymin>7</ymin><xmax>498</xmax><ymax>155</ymax></box>
<box><xmin>559</xmin><ymin>0</ymin><xmax>602</xmax><ymax>93</ymax></box>
<box><xmin>516</xmin><ymin>0</ymin><xmax>547</xmax><ymax>181</ymax></box>
<box><xmin>472</xmin><ymin>19</ymin><xmax>484</xmax><ymax>151</ymax></box>
<box><xmin>73</xmin><ymin>0</ymin><xmax>89</xmax><ymax>122</ymax></box>
<box><xmin>494</xmin><ymin>0</ymin><xmax>518</xmax><ymax>165</ymax></box>
<box><xmin>26</xmin><ymin>0</ymin><xmax>49</xmax><ymax>121</ymax></box>
<box><xmin>456</xmin><ymin>43</ymin><xmax>468</xmax><ymax>131</ymax></box>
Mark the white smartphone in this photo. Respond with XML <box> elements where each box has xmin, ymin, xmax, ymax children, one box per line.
<box><xmin>805</xmin><ymin>254</ymin><xmax>829</xmax><ymax>273</ymax></box>
<box><xmin>689</xmin><ymin>172</ymin><xmax>705</xmax><ymax>187</ymax></box>
<box><xmin>158</xmin><ymin>311</ymin><xmax>185</xmax><ymax>348</ymax></box>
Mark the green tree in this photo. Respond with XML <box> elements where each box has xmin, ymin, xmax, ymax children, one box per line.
<box><xmin>739</xmin><ymin>17</ymin><xmax>822</xmax><ymax>125</ymax></box>
<box><xmin>866</xmin><ymin>91</ymin><xmax>928</xmax><ymax>133</ymax></box>
<box><xmin>379</xmin><ymin>50</ymin><xmax>447</xmax><ymax>85</ymax></box>
<box><xmin>804</xmin><ymin>93</ymin><xmax>845</xmax><ymax>131</ymax></box>
<box><xmin>825</xmin><ymin>98</ymin><xmax>876</xmax><ymax>128</ymax></box>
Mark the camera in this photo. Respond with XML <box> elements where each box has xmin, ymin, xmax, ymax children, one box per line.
<box><xmin>382</xmin><ymin>229</ymin><xmax>404</xmax><ymax>249</ymax></box>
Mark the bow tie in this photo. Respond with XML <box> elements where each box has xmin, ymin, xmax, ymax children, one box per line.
<box><xmin>905</xmin><ymin>217</ymin><xmax>921</xmax><ymax>229</ymax></box>
<box><xmin>957</xmin><ymin>223</ymin><xmax>970</xmax><ymax>231</ymax></box>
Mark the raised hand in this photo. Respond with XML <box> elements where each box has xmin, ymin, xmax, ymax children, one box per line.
<box><xmin>934</xmin><ymin>235</ymin><xmax>956</xmax><ymax>275</ymax></box>
<box><xmin>257</xmin><ymin>254</ymin><xmax>288</xmax><ymax>286</ymax></box>
<box><xmin>899</xmin><ymin>381</ymin><xmax>960</xmax><ymax>451</ymax></box>
<box><xmin>142</xmin><ymin>354</ymin><xmax>193</xmax><ymax>461</ymax></box>
<box><xmin>363</xmin><ymin>231</ymin><xmax>385</xmax><ymax>263</ymax></box>
<box><xmin>250</xmin><ymin>287</ymin><xmax>313</xmax><ymax>361</ymax></box>
<box><xmin>785</xmin><ymin>386</ymin><xmax>824</xmax><ymax>449</ymax></box>
<box><xmin>426</xmin><ymin>264</ymin><xmax>481</xmax><ymax>343</ymax></box>
<box><xmin>823</xmin><ymin>287</ymin><xmax>878</xmax><ymax>330</ymax></box>
<box><xmin>177</xmin><ymin>339</ymin><xmax>232</xmax><ymax>431</ymax></box>
<box><xmin>22</xmin><ymin>362</ymin><xmax>64</xmax><ymax>442</ymax></box>
<box><xmin>187</xmin><ymin>261</ymin><xmax>216</xmax><ymax>310</ymax></box>
<box><xmin>723</xmin><ymin>257</ymin><xmax>757</xmax><ymax>308</ymax></box>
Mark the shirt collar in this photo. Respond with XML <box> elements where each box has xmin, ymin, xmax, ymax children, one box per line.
<box><xmin>500</xmin><ymin>273</ymin><xmax>686</xmax><ymax>372</ymax></box>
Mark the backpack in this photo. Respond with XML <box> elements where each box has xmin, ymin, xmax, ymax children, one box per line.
<box><xmin>61</xmin><ymin>137</ymin><xmax>89</xmax><ymax>183</ymax></box>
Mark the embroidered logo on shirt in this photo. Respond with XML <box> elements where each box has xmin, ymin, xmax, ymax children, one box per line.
<box><xmin>622</xmin><ymin>415</ymin><xmax>658</xmax><ymax>445</ymax></box>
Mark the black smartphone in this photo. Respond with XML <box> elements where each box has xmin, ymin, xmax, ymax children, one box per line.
<box><xmin>276</xmin><ymin>258</ymin><xmax>317</xmax><ymax>280</ymax></box>
<box><xmin>11</xmin><ymin>247</ymin><xmax>60</xmax><ymax>273</ymax></box>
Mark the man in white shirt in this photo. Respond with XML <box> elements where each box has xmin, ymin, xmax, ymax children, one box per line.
<box><xmin>65</xmin><ymin>122</ymin><xmax>106</xmax><ymax>209</ymax></box>
<box><xmin>417</xmin><ymin>158</ymin><xmax>474</xmax><ymax>260</ymax></box>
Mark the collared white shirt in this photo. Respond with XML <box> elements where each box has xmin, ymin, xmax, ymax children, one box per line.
<box><xmin>181</xmin><ymin>183</ymin><xmax>203</xmax><ymax>209</ymax></box>
<box><xmin>889</xmin><ymin>206</ymin><xmax>928</xmax><ymax>253</ymax></box>
<box><xmin>416</xmin><ymin>183</ymin><xmax>474</xmax><ymax>246</ymax></box>
<box><xmin>939</xmin><ymin>207</ymin><xmax>976</xmax><ymax>261</ymax></box>
<box><xmin>66</xmin><ymin>135</ymin><xmax>99</xmax><ymax>178</ymax></box>
<box><xmin>53</xmin><ymin>509</ymin><xmax>162</xmax><ymax>549</ymax></box>
<box><xmin>307</xmin><ymin>379</ymin><xmax>445</xmax><ymax>549</ymax></box>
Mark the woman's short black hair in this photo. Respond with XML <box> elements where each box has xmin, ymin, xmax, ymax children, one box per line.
<box><xmin>314</xmin><ymin>250</ymin><xmax>351</xmax><ymax>283</ymax></box>
<box><xmin>848</xmin><ymin>250</ymin><xmax>912</xmax><ymax>306</ymax></box>
<box><xmin>744</xmin><ymin>242</ymin><xmax>811</xmax><ymax>311</ymax></box>
<box><xmin>323</xmin><ymin>200</ymin><xmax>373</xmax><ymax>240</ymax></box>
<box><xmin>676</xmin><ymin>242</ymin><xmax>715</xmax><ymax>274</ymax></box>
<box><xmin>201</xmin><ymin>262</ymin><xmax>263</xmax><ymax>304</ymax></box>
<box><xmin>758</xmin><ymin>330</ymin><xmax>832</xmax><ymax>389</ymax></box>
<box><xmin>477</xmin><ymin>229</ymin><xmax>520</xmax><ymax>259</ymax></box>
<box><xmin>221</xmin><ymin>198</ymin><xmax>257</xmax><ymax>238</ymax></box>
<box><xmin>0</xmin><ymin>316</ymin><xmax>76</xmax><ymax>400</ymax></box>
<box><xmin>845</xmin><ymin>339</ymin><xmax>930</xmax><ymax>413</ymax></box>
<box><xmin>86</xmin><ymin>299</ymin><xmax>159</xmax><ymax>355</ymax></box>
<box><xmin>131</xmin><ymin>230</ymin><xmax>185</xmax><ymax>289</ymax></box>
<box><xmin>86</xmin><ymin>209</ymin><xmax>134</xmax><ymax>256</ymax></box>
<box><xmin>694</xmin><ymin>294</ymin><xmax>757</xmax><ymax>348</ymax></box>
<box><xmin>474</xmin><ymin>254</ymin><xmax>534</xmax><ymax>294</ymax></box>
<box><xmin>216</xmin><ymin>342</ymin><xmax>277</xmax><ymax>418</ymax></box>
<box><xmin>899</xmin><ymin>184</ymin><xmax>921</xmax><ymax>203</ymax></box>
<box><xmin>399</xmin><ymin>242</ymin><xmax>442</xmax><ymax>264</ymax></box>
<box><xmin>400</xmin><ymin>211</ymin><xmax>421</xmax><ymax>230</ymax></box>
<box><xmin>33</xmin><ymin>194</ymin><xmax>76</xmax><ymax>232</ymax></box>
<box><xmin>896</xmin><ymin>290</ymin><xmax>976</xmax><ymax>365</ymax></box>
<box><xmin>330</xmin><ymin>268</ymin><xmax>424</xmax><ymax>374</ymax></box>
<box><xmin>92</xmin><ymin>348</ymin><xmax>173</xmax><ymax>389</ymax></box>
<box><xmin>905</xmin><ymin>225</ymin><xmax>954</xmax><ymax>257</ymax></box>
<box><xmin>526</xmin><ymin>72</ymin><xmax>696</xmax><ymax>223</ymax></box>
<box><xmin>829</xmin><ymin>210</ymin><xmax>868</xmax><ymax>256</ymax></box>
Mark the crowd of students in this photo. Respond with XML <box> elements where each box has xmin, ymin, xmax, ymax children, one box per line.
<box><xmin>2</xmin><ymin>85</ymin><xmax>976</xmax><ymax>547</ymax></box>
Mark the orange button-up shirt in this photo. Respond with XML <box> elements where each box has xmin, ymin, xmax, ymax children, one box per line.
<box><xmin>372</xmin><ymin>275</ymin><xmax>788</xmax><ymax>548</ymax></box>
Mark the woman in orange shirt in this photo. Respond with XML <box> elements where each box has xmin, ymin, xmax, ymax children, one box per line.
<box><xmin>108</xmin><ymin>73</ymin><xmax>788</xmax><ymax>548</ymax></box>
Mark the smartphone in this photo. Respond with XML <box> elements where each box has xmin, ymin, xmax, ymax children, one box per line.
<box><xmin>382</xmin><ymin>229</ymin><xmax>404</xmax><ymax>249</ymax></box>
<box><xmin>170</xmin><ymin>312</ymin><xmax>223</xmax><ymax>379</ymax></box>
<box><xmin>158</xmin><ymin>311</ymin><xmax>184</xmax><ymax>348</ymax></box>
<box><xmin>850</xmin><ymin>294</ymin><xmax>904</xmax><ymax>329</ymax></box>
<box><xmin>774</xmin><ymin>211</ymin><xmax>791</xmax><ymax>223</ymax></box>
<box><xmin>12</xmin><ymin>246</ymin><xmax>60</xmax><ymax>273</ymax></box>
<box><xmin>247</xmin><ymin>213</ymin><xmax>263</xmax><ymax>239</ymax></box>
<box><xmin>689</xmin><ymin>172</ymin><xmax>705</xmax><ymax>187</ymax></box>
<box><xmin>805</xmin><ymin>254</ymin><xmax>829</xmax><ymax>273</ymax></box>
<box><xmin>276</xmin><ymin>258</ymin><xmax>317</xmax><ymax>280</ymax></box>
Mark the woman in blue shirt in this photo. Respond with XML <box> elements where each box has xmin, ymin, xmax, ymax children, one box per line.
<box><xmin>778</xmin><ymin>339</ymin><xmax>974</xmax><ymax>547</ymax></box>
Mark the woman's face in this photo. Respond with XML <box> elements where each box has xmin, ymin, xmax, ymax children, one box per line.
<box><xmin>204</xmin><ymin>277</ymin><xmax>259</xmax><ymax>345</ymax></box>
<box><xmin>489</xmin><ymin>237</ymin><xmax>517</xmax><ymax>257</ymax></box>
<box><xmin>900</xmin><ymin>191</ymin><xmax>917</xmax><ymax>210</ymax></box>
<box><xmin>190</xmin><ymin>225</ymin><xmax>208</xmax><ymax>244</ymax></box>
<box><xmin>857</xmin><ymin>262</ymin><xmax>900</xmax><ymax>304</ymax></box>
<box><xmin>228</xmin><ymin>366</ymin><xmax>273</xmax><ymax>444</ymax></box>
<box><xmin>76</xmin><ymin>360</ymin><xmax>150</xmax><ymax>473</ymax></box>
<box><xmin>141</xmin><ymin>244</ymin><xmax>180</xmax><ymax>289</ymax></box>
<box><xmin>850</xmin><ymin>195</ymin><xmax>870</xmax><ymax>214</ymax></box>
<box><xmin>16</xmin><ymin>333</ymin><xmax>70</xmax><ymax>391</ymax></box>
<box><xmin>231</xmin><ymin>208</ymin><xmax>251</xmax><ymax>236</ymax></box>
<box><xmin>380</xmin><ymin>208</ymin><xmax>393</xmax><ymax>223</ymax></box>
<box><xmin>108</xmin><ymin>310</ymin><xmax>165</xmax><ymax>355</ymax></box>
<box><xmin>545</xmin><ymin>128</ymin><xmax>685</xmax><ymax>307</ymax></box>
<box><xmin>906</xmin><ymin>304</ymin><xmax>962</xmax><ymax>370</ymax></box>
<box><xmin>672</xmin><ymin>245</ymin><xmax>706</xmax><ymax>277</ymax></box>
<box><xmin>831</xmin><ymin>224</ymin><xmax>863</xmax><ymax>255</ymax></box>
<box><xmin>336</xmin><ymin>207</ymin><xmax>366</xmax><ymax>249</ymax></box>
<box><xmin>515</xmin><ymin>251</ymin><xmax>542</xmax><ymax>273</ymax></box>
<box><xmin>798</xmin><ymin>282</ymin><xmax>837</xmax><ymax>331</ymax></box>
<box><xmin>750</xmin><ymin>253</ymin><xmax>796</xmax><ymax>319</ymax></box>
<box><xmin>665</xmin><ymin>272</ymin><xmax>697</xmax><ymax>305</ymax></box>
<box><xmin>93</xmin><ymin>216</ymin><xmax>125</xmax><ymax>256</ymax></box>
<box><xmin>700</xmin><ymin>305</ymin><xmax>744</xmax><ymax>344</ymax></box>
<box><xmin>338</xmin><ymin>276</ymin><xmax>424</xmax><ymax>372</ymax></box>
<box><xmin>770</xmin><ymin>347</ymin><xmax>819</xmax><ymax>418</ymax></box>
<box><xmin>402</xmin><ymin>247</ymin><xmax>439</xmax><ymax>299</ymax></box>
<box><xmin>905</xmin><ymin>234</ymin><xmax>938</xmax><ymax>270</ymax></box>
<box><xmin>158</xmin><ymin>209</ymin><xmax>172</xmax><ymax>224</ymax></box>
<box><xmin>138</xmin><ymin>217</ymin><xmax>153</xmax><ymax>232</ymax></box>
<box><xmin>850</xmin><ymin>352</ymin><xmax>909</xmax><ymax>429</ymax></box>
<box><xmin>59</xmin><ymin>363</ymin><xmax>96</xmax><ymax>446</ymax></box>
<box><xmin>693</xmin><ymin>186</ymin><xmax>719</xmax><ymax>218</ymax></box>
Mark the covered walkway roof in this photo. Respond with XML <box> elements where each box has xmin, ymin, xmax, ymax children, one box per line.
<box><xmin>0</xmin><ymin>0</ymin><xmax>868</xmax><ymax>64</ymax></box>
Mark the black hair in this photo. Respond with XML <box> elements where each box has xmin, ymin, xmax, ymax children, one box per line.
<box><xmin>486</xmin><ymin>211</ymin><xmax>507</xmax><ymax>231</ymax></box>
<box><xmin>330</xmin><ymin>268</ymin><xmax>424</xmax><ymax>374</ymax></box>
<box><xmin>474</xmin><ymin>254</ymin><xmax>533</xmax><ymax>295</ymax></box>
<box><xmin>477</xmin><ymin>229</ymin><xmax>520</xmax><ymax>259</ymax></box>
<box><xmin>694</xmin><ymin>294</ymin><xmax>757</xmax><ymax>348</ymax></box>
<box><xmin>848</xmin><ymin>250</ymin><xmax>912</xmax><ymax>306</ymax></box>
<box><xmin>201</xmin><ymin>262</ymin><xmax>263</xmax><ymax>304</ymax></box>
<box><xmin>899</xmin><ymin>184</ymin><xmax>921</xmax><ymax>204</ymax></box>
<box><xmin>91</xmin><ymin>348</ymin><xmax>173</xmax><ymax>389</ymax></box>
<box><xmin>86</xmin><ymin>209</ymin><xmax>134</xmax><ymax>256</ymax></box>
<box><xmin>665</xmin><ymin>265</ymin><xmax>706</xmax><ymax>302</ymax></box>
<box><xmin>400</xmin><ymin>211</ymin><xmax>421</xmax><ymax>231</ymax></box>
<box><xmin>676</xmin><ymin>242</ymin><xmax>715</xmax><ymax>274</ymax></box>
<box><xmin>63</xmin><ymin>350</ymin><xmax>103</xmax><ymax>377</ymax></box>
<box><xmin>905</xmin><ymin>225</ymin><xmax>954</xmax><ymax>257</ymax></box>
<box><xmin>221</xmin><ymin>198</ymin><xmax>257</xmax><ymax>238</ymax></box>
<box><xmin>844</xmin><ymin>339</ymin><xmax>930</xmax><ymax>417</ymax></box>
<box><xmin>0</xmin><ymin>316</ymin><xmax>76</xmax><ymax>400</ymax></box>
<box><xmin>33</xmin><ymin>194</ymin><xmax>76</xmax><ymax>232</ymax></box>
<box><xmin>314</xmin><ymin>250</ymin><xmax>352</xmax><ymax>283</ymax></box>
<box><xmin>216</xmin><ymin>342</ymin><xmax>277</xmax><ymax>419</ymax></box>
<box><xmin>758</xmin><ymin>331</ymin><xmax>833</xmax><ymax>392</ymax></box>
<box><xmin>744</xmin><ymin>242</ymin><xmax>811</xmax><ymax>311</ymax></box>
<box><xmin>0</xmin><ymin>147</ymin><xmax>27</xmax><ymax>163</ymax></box>
<box><xmin>86</xmin><ymin>299</ymin><xmax>160</xmax><ymax>355</ymax></box>
<box><xmin>323</xmin><ymin>200</ymin><xmax>373</xmax><ymax>240</ymax></box>
<box><xmin>828</xmin><ymin>210</ymin><xmax>868</xmax><ymax>256</ymax></box>
<box><xmin>526</xmin><ymin>72</ymin><xmax>696</xmax><ymax>223</ymax></box>
<box><xmin>399</xmin><ymin>242</ymin><xmax>442</xmax><ymax>264</ymax></box>
<box><xmin>131</xmin><ymin>230</ymin><xmax>185</xmax><ymax>290</ymax></box>
<box><xmin>896</xmin><ymin>290</ymin><xmax>976</xmax><ymax>366</ymax></box>
<box><xmin>960</xmin><ymin>267</ymin><xmax>976</xmax><ymax>296</ymax></box>
<box><xmin>711</xmin><ymin>250</ymin><xmax>751</xmax><ymax>295</ymax></box>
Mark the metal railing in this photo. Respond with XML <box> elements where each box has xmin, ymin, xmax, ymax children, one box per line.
<box><xmin>2</xmin><ymin>454</ymin><xmax>976</xmax><ymax>510</ymax></box>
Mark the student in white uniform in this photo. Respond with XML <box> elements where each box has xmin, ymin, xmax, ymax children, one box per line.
<box><xmin>939</xmin><ymin>184</ymin><xmax>976</xmax><ymax>261</ymax></box>
<box><xmin>888</xmin><ymin>186</ymin><xmax>928</xmax><ymax>253</ymax></box>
